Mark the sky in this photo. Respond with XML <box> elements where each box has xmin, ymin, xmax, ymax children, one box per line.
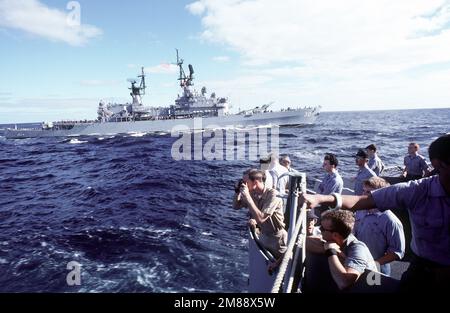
<box><xmin>1</xmin><ymin>0</ymin><xmax>450</xmax><ymax>123</ymax></box>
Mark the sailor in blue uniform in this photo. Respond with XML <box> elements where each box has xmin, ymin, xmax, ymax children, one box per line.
<box><xmin>403</xmin><ymin>142</ymin><xmax>430</xmax><ymax>180</ymax></box>
<box><xmin>354</xmin><ymin>149</ymin><xmax>377</xmax><ymax>196</ymax></box>
<box><xmin>318</xmin><ymin>153</ymin><xmax>344</xmax><ymax>195</ymax></box>
<box><xmin>366</xmin><ymin>144</ymin><xmax>385</xmax><ymax>176</ymax></box>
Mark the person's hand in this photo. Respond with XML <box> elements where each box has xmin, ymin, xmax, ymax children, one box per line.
<box><xmin>248</xmin><ymin>218</ymin><xmax>257</xmax><ymax>229</ymax></box>
<box><xmin>240</xmin><ymin>184</ymin><xmax>251</xmax><ymax>202</ymax></box>
<box><xmin>301</xmin><ymin>193</ymin><xmax>321</xmax><ymax>209</ymax></box>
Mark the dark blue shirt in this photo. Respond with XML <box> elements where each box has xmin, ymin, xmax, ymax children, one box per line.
<box><xmin>371</xmin><ymin>176</ymin><xmax>450</xmax><ymax>266</ymax></box>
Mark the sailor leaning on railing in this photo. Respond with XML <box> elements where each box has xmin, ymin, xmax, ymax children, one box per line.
<box><xmin>301</xmin><ymin>134</ymin><xmax>450</xmax><ymax>292</ymax></box>
<box><xmin>233</xmin><ymin>169</ymin><xmax>288</xmax><ymax>272</ymax></box>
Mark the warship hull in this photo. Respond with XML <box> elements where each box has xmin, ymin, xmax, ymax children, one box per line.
<box><xmin>5</xmin><ymin>109</ymin><xmax>319</xmax><ymax>139</ymax></box>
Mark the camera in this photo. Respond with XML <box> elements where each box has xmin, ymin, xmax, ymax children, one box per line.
<box><xmin>234</xmin><ymin>179</ymin><xmax>245</xmax><ymax>193</ymax></box>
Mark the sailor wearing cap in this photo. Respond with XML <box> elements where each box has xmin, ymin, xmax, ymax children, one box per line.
<box><xmin>259</xmin><ymin>156</ymin><xmax>274</xmax><ymax>190</ymax></box>
<box><xmin>306</xmin><ymin>210</ymin><xmax>322</xmax><ymax>237</ymax></box>
<box><xmin>354</xmin><ymin>149</ymin><xmax>377</xmax><ymax>196</ymax></box>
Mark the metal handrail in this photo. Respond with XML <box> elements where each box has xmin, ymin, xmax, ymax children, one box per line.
<box><xmin>271</xmin><ymin>172</ymin><xmax>307</xmax><ymax>293</ymax></box>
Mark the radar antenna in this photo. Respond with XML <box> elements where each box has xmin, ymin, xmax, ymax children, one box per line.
<box><xmin>175</xmin><ymin>49</ymin><xmax>193</xmax><ymax>88</ymax></box>
<box><xmin>128</xmin><ymin>66</ymin><xmax>147</xmax><ymax>97</ymax></box>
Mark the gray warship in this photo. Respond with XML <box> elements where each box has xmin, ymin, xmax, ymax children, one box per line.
<box><xmin>5</xmin><ymin>50</ymin><xmax>320</xmax><ymax>139</ymax></box>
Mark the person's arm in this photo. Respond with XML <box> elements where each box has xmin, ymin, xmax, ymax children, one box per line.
<box><xmin>302</xmin><ymin>193</ymin><xmax>377</xmax><ymax>212</ymax></box>
<box><xmin>325</xmin><ymin>243</ymin><xmax>360</xmax><ymax>290</ymax></box>
<box><xmin>328</xmin><ymin>257</ymin><xmax>361</xmax><ymax>290</ymax></box>
<box><xmin>421</xmin><ymin>158</ymin><xmax>431</xmax><ymax>176</ymax></box>
<box><xmin>402</xmin><ymin>157</ymin><xmax>407</xmax><ymax>177</ymax></box>
<box><xmin>376</xmin><ymin>252</ymin><xmax>399</xmax><ymax>266</ymax></box>
<box><xmin>379</xmin><ymin>215</ymin><xmax>406</xmax><ymax>264</ymax></box>
<box><xmin>233</xmin><ymin>192</ymin><xmax>246</xmax><ymax>210</ymax></box>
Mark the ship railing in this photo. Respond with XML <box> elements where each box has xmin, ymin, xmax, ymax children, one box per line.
<box><xmin>271</xmin><ymin>172</ymin><xmax>308</xmax><ymax>293</ymax></box>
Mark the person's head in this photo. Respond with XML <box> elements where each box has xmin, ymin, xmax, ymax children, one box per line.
<box><xmin>320</xmin><ymin>210</ymin><xmax>355</xmax><ymax>246</ymax></box>
<box><xmin>408</xmin><ymin>143</ymin><xmax>419</xmax><ymax>155</ymax></box>
<box><xmin>323</xmin><ymin>153</ymin><xmax>338</xmax><ymax>173</ymax></box>
<box><xmin>306</xmin><ymin>210</ymin><xmax>319</xmax><ymax>236</ymax></box>
<box><xmin>366</xmin><ymin>144</ymin><xmax>377</xmax><ymax>158</ymax></box>
<box><xmin>259</xmin><ymin>155</ymin><xmax>271</xmax><ymax>171</ymax></box>
<box><xmin>429</xmin><ymin>134</ymin><xmax>450</xmax><ymax>181</ymax></box>
<box><xmin>247</xmin><ymin>169</ymin><xmax>266</xmax><ymax>192</ymax></box>
<box><xmin>280</xmin><ymin>155</ymin><xmax>292</xmax><ymax>169</ymax></box>
<box><xmin>268</xmin><ymin>152</ymin><xmax>280</xmax><ymax>169</ymax></box>
<box><xmin>355</xmin><ymin>149</ymin><xmax>368</xmax><ymax>167</ymax></box>
<box><xmin>363</xmin><ymin>177</ymin><xmax>390</xmax><ymax>194</ymax></box>
<box><xmin>242</xmin><ymin>169</ymin><xmax>253</xmax><ymax>183</ymax></box>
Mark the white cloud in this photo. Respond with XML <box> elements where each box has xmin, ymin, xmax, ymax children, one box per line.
<box><xmin>186</xmin><ymin>0</ymin><xmax>450</xmax><ymax>110</ymax></box>
<box><xmin>0</xmin><ymin>0</ymin><xmax>102</xmax><ymax>46</ymax></box>
<box><xmin>186</xmin><ymin>1</ymin><xmax>206</xmax><ymax>15</ymax></box>
<box><xmin>187</xmin><ymin>0</ymin><xmax>450</xmax><ymax>69</ymax></box>
<box><xmin>145</xmin><ymin>63</ymin><xmax>178</xmax><ymax>74</ymax></box>
<box><xmin>212</xmin><ymin>56</ymin><xmax>230</xmax><ymax>62</ymax></box>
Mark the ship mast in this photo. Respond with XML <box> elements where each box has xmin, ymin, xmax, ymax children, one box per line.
<box><xmin>128</xmin><ymin>67</ymin><xmax>147</xmax><ymax>106</ymax></box>
<box><xmin>176</xmin><ymin>49</ymin><xmax>194</xmax><ymax>88</ymax></box>
<box><xmin>138</xmin><ymin>66</ymin><xmax>146</xmax><ymax>95</ymax></box>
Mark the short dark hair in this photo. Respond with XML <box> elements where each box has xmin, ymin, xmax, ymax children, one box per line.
<box><xmin>321</xmin><ymin>210</ymin><xmax>354</xmax><ymax>238</ymax></box>
<box><xmin>248</xmin><ymin>169</ymin><xmax>267</xmax><ymax>183</ymax></box>
<box><xmin>366</xmin><ymin>144</ymin><xmax>377</xmax><ymax>152</ymax></box>
<box><xmin>324</xmin><ymin>153</ymin><xmax>339</xmax><ymax>167</ymax></box>
<box><xmin>429</xmin><ymin>134</ymin><xmax>450</xmax><ymax>165</ymax></box>
<box><xmin>243</xmin><ymin>168</ymin><xmax>253</xmax><ymax>176</ymax></box>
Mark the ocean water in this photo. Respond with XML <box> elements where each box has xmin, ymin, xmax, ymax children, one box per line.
<box><xmin>0</xmin><ymin>108</ymin><xmax>448</xmax><ymax>292</ymax></box>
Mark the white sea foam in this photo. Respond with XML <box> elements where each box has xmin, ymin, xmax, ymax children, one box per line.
<box><xmin>69</xmin><ymin>139</ymin><xmax>87</xmax><ymax>144</ymax></box>
<box><xmin>129</xmin><ymin>132</ymin><xmax>147</xmax><ymax>137</ymax></box>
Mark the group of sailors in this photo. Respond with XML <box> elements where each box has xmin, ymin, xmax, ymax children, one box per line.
<box><xmin>233</xmin><ymin>134</ymin><xmax>450</xmax><ymax>292</ymax></box>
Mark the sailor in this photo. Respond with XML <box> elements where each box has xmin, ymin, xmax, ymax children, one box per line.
<box><xmin>280</xmin><ymin>155</ymin><xmax>296</xmax><ymax>172</ymax></box>
<box><xmin>259</xmin><ymin>156</ymin><xmax>274</xmax><ymax>190</ymax></box>
<box><xmin>301</xmin><ymin>134</ymin><xmax>450</xmax><ymax>292</ymax></box>
<box><xmin>306</xmin><ymin>210</ymin><xmax>377</xmax><ymax>290</ymax></box>
<box><xmin>403</xmin><ymin>142</ymin><xmax>431</xmax><ymax>180</ymax></box>
<box><xmin>366</xmin><ymin>144</ymin><xmax>385</xmax><ymax>176</ymax></box>
<box><xmin>354</xmin><ymin>177</ymin><xmax>405</xmax><ymax>276</ymax></box>
<box><xmin>354</xmin><ymin>149</ymin><xmax>377</xmax><ymax>196</ymax></box>
<box><xmin>318</xmin><ymin>153</ymin><xmax>344</xmax><ymax>195</ymax></box>
<box><xmin>263</xmin><ymin>153</ymin><xmax>289</xmax><ymax>195</ymax></box>
<box><xmin>306</xmin><ymin>210</ymin><xmax>322</xmax><ymax>237</ymax></box>
<box><xmin>237</xmin><ymin>169</ymin><xmax>287</xmax><ymax>259</ymax></box>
